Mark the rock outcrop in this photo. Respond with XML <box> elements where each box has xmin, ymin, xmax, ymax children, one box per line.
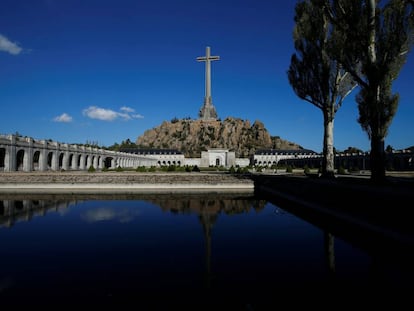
<box><xmin>136</xmin><ymin>117</ymin><xmax>303</xmax><ymax>157</ymax></box>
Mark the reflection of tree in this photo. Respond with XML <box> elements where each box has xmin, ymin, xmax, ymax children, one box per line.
<box><xmin>324</xmin><ymin>232</ymin><xmax>336</xmax><ymax>276</ymax></box>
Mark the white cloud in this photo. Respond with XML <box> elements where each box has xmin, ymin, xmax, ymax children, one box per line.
<box><xmin>120</xmin><ymin>106</ymin><xmax>134</xmax><ymax>113</ymax></box>
<box><xmin>81</xmin><ymin>207</ymin><xmax>141</xmax><ymax>223</ymax></box>
<box><xmin>0</xmin><ymin>34</ymin><xmax>23</xmax><ymax>55</ymax></box>
<box><xmin>83</xmin><ymin>106</ymin><xmax>118</xmax><ymax>121</ymax></box>
<box><xmin>83</xmin><ymin>106</ymin><xmax>144</xmax><ymax>121</ymax></box>
<box><xmin>53</xmin><ymin>113</ymin><xmax>73</xmax><ymax>123</ymax></box>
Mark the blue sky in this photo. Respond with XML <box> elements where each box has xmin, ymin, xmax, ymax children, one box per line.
<box><xmin>1</xmin><ymin>0</ymin><xmax>413</xmax><ymax>153</ymax></box>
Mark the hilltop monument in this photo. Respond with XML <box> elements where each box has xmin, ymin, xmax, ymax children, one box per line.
<box><xmin>197</xmin><ymin>46</ymin><xmax>219</xmax><ymax>120</ymax></box>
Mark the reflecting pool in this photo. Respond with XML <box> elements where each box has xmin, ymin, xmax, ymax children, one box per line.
<box><xmin>0</xmin><ymin>193</ymin><xmax>412</xmax><ymax>308</ymax></box>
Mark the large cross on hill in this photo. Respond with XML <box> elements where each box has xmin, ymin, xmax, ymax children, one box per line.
<box><xmin>196</xmin><ymin>46</ymin><xmax>220</xmax><ymax>120</ymax></box>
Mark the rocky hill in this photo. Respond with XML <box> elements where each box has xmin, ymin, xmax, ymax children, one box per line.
<box><xmin>136</xmin><ymin>117</ymin><xmax>303</xmax><ymax>158</ymax></box>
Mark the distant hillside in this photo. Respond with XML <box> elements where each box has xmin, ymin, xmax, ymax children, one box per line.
<box><xmin>136</xmin><ymin>117</ymin><xmax>303</xmax><ymax>157</ymax></box>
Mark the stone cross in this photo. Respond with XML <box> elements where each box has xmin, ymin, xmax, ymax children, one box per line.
<box><xmin>197</xmin><ymin>46</ymin><xmax>220</xmax><ymax>120</ymax></box>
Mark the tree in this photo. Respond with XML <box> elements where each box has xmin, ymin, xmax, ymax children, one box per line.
<box><xmin>342</xmin><ymin>146</ymin><xmax>364</xmax><ymax>154</ymax></box>
<box><xmin>288</xmin><ymin>0</ymin><xmax>357</xmax><ymax>178</ymax></box>
<box><xmin>328</xmin><ymin>0</ymin><xmax>414</xmax><ymax>182</ymax></box>
<box><xmin>385</xmin><ymin>144</ymin><xmax>394</xmax><ymax>153</ymax></box>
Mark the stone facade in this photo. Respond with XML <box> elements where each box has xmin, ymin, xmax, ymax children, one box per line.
<box><xmin>200</xmin><ymin>149</ymin><xmax>235</xmax><ymax>167</ymax></box>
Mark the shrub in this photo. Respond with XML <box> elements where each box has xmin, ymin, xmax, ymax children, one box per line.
<box><xmin>236</xmin><ymin>167</ymin><xmax>245</xmax><ymax>174</ymax></box>
<box><xmin>337</xmin><ymin>166</ymin><xmax>346</xmax><ymax>175</ymax></box>
<box><xmin>88</xmin><ymin>165</ymin><xmax>96</xmax><ymax>172</ymax></box>
<box><xmin>136</xmin><ymin>166</ymin><xmax>147</xmax><ymax>172</ymax></box>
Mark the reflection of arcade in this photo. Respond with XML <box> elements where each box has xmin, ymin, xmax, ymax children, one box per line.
<box><xmin>0</xmin><ymin>198</ymin><xmax>78</xmax><ymax>229</ymax></box>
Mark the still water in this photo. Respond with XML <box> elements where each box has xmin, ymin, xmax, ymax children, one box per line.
<box><xmin>0</xmin><ymin>193</ymin><xmax>412</xmax><ymax>308</ymax></box>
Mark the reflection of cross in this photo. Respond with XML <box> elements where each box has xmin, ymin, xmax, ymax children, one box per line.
<box><xmin>197</xmin><ymin>46</ymin><xmax>220</xmax><ymax>106</ymax></box>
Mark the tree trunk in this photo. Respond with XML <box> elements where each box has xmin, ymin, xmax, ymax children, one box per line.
<box><xmin>370</xmin><ymin>135</ymin><xmax>386</xmax><ymax>183</ymax></box>
<box><xmin>321</xmin><ymin>111</ymin><xmax>335</xmax><ymax>178</ymax></box>
<box><xmin>366</xmin><ymin>0</ymin><xmax>386</xmax><ymax>183</ymax></box>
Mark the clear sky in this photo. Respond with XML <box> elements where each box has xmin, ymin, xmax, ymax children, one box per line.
<box><xmin>1</xmin><ymin>0</ymin><xmax>413</xmax><ymax>153</ymax></box>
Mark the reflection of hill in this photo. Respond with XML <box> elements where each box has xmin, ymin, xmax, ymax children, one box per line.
<box><xmin>149</xmin><ymin>197</ymin><xmax>266</xmax><ymax>216</ymax></box>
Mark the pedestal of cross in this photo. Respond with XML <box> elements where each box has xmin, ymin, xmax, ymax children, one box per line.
<box><xmin>196</xmin><ymin>46</ymin><xmax>220</xmax><ymax>120</ymax></box>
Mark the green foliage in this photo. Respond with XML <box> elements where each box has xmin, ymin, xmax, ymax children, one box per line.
<box><xmin>288</xmin><ymin>0</ymin><xmax>356</xmax><ymax>178</ymax></box>
<box><xmin>304</xmin><ymin>164</ymin><xmax>310</xmax><ymax>175</ymax></box>
<box><xmin>136</xmin><ymin>166</ymin><xmax>147</xmax><ymax>172</ymax></box>
<box><xmin>88</xmin><ymin>165</ymin><xmax>96</xmax><ymax>173</ymax></box>
<box><xmin>236</xmin><ymin>166</ymin><xmax>249</xmax><ymax>174</ymax></box>
<box><xmin>385</xmin><ymin>145</ymin><xmax>394</xmax><ymax>153</ymax></box>
<box><xmin>342</xmin><ymin>146</ymin><xmax>364</xmax><ymax>154</ymax></box>
<box><xmin>286</xmin><ymin>165</ymin><xmax>293</xmax><ymax>173</ymax></box>
<box><xmin>107</xmin><ymin>138</ymin><xmax>138</xmax><ymax>151</ymax></box>
<box><xmin>337</xmin><ymin>166</ymin><xmax>346</xmax><ymax>175</ymax></box>
<box><xmin>116</xmin><ymin>166</ymin><xmax>124</xmax><ymax>172</ymax></box>
<box><xmin>329</xmin><ymin>0</ymin><xmax>413</xmax><ymax>181</ymax></box>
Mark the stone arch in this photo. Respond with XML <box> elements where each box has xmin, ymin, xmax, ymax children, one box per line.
<box><xmin>85</xmin><ymin>155</ymin><xmax>91</xmax><ymax>169</ymax></box>
<box><xmin>0</xmin><ymin>148</ymin><xmax>5</xmax><ymax>171</ymax></box>
<box><xmin>33</xmin><ymin>150</ymin><xmax>41</xmax><ymax>171</ymax></box>
<box><xmin>97</xmin><ymin>156</ymin><xmax>102</xmax><ymax>169</ymax></box>
<box><xmin>47</xmin><ymin>152</ymin><xmax>54</xmax><ymax>170</ymax></box>
<box><xmin>59</xmin><ymin>153</ymin><xmax>64</xmax><ymax>170</ymax></box>
<box><xmin>79</xmin><ymin>154</ymin><xmax>87</xmax><ymax>170</ymax></box>
<box><xmin>77</xmin><ymin>154</ymin><xmax>83</xmax><ymax>169</ymax></box>
<box><xmin>16</xmin><ymin>149</ymin><xmax>25</xmax><ymax>171</ymax></box>
<box><xmin>68</xmin><ymin>154</ymin><xmax>74</xmax><ymax>170</ymax></box>
<box><xmin>93</xmin><ymin>156</ymin><xmax>98</xmax><ymax>169</ymax></box>
<box><xmin>104</xmin><ymin>157</ymin><xmax>113</xmax><ymax>169</ymax></box>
